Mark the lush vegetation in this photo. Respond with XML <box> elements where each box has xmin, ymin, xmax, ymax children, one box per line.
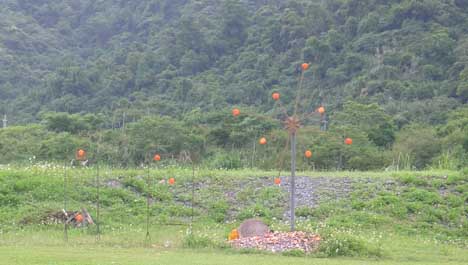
<box><xmin>0</xmin><ymin>167</ymin><xmax>467</xmax><ymax>263</ymax></box>
<box><xmin>0</xmin><ymin>0</ymin><xmax>467</xmax><ymax>170</ymax></box>
<box><xmin>2</xmin><ymin>3</ymin><xmax>467</xmax><ymax>263</ymax></box>
<box><xmin>1</xmin><ymin>104</ymin><xmax>466</xmax><ymax>170</ymax></box>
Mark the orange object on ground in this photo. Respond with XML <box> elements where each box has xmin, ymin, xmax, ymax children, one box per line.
<box><xmin>75</xmin><ymin>214</ymin><xmax>83</xmax><ymax>223</ymax></box>
<box><xmin>259</xmin><ymin>137</ymin><xmax>267</xmax><ymax>145</ymax></box>
<box><xmin>301</xmin><ymin>63</ymin><xmax>310</xmax><ymax>71</ymax></box>
<box><xmin>274</xmin><ymin>177</ymin><xmax>281</xmax><ymax>185</ymax></box>
<box><xmin>228</xmin><ymin>229</ymin><xmax>240</xmax><ymax>241</ymax></box>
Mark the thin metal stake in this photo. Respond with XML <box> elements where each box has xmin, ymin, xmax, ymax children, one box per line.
<box><xmin>190</xmin><ymin>163</ymin><xmax>195</xmax><ymax>235</ymax></box>
<box><xmin>290</xmin><ymin>131</ymin><xmax>297</xmax><ymax>232</ymax></box>
<box><xmin>95</xmin><ymin>132</ymin><xmax>102</xmax><ymax>241</ymax></box>
<box><xmin>145</xmin><ymin>164</ymin><xmax>151</xmax><ymax>246</ymax></box>
<box><xmin>96</xmin><ymin>162</ymin><xmax>101</xmax><ymax>241</ymax></box>
<box><xmin>63</xmin><ymin>160</ymin><xmax>68</xmax><ymax>242</ymax></box>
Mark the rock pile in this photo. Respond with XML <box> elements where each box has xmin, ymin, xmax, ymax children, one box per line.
<box><xmin>230</xmin><ymin>231</ymin><xmax>321</xmax><ymax>253</ymax></box>
<box><xmin>238</xmin><ymin>219</ymin><xmax>270</xmax><ymax>238</ymax></box>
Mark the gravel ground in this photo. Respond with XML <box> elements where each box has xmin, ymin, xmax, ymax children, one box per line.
<box><xmin>231</xmin><ymin>231</ymin><xmax>321</xmax><ymax>253</ymax></box>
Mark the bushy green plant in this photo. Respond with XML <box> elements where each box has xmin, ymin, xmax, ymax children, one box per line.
<box><xmin>295</xmin><ymin>206</ymin><xmax>314</xmax><ymax>218</ymax></box>
<box><xmin>318</xmin><ymin>233</ymin><xmax>383</xmax><ymax>258</ymax></box>
<box><xmin>122</xmin><ymin>177</ymin><xmax>146</xmax><ymax>194</ymax></box>
<box><xmin>237</xmin><ymin>204</ymin><xmax>272</xmax><ymax>220</ymax></box>
<box><xmin>369</xmin><ymin>193</ymin><xmax>408</xmax><ymax>218</ymax></box>
<box><xmin>208</xmin><ymin>200</ymin><xmax>229</xmax><ymax>223</ymax></box>
<box><xmin>403</xmin><ymin>188</ymin><xmax>441</xmax><ymax>204</ymax></box>
<box><xmin>398</xmin><ymin>174</ymin><xmax>429</xmax><ymax>186</ymax></box>
<box><xmin>207</xmin><ymin>150</ymin><xmax>242</xmax><ymax>169</ymax></box>
<box><xmin>182</xmin><ymin>233</ymin><xmax>214</xmax><ymax>249</ymax></box>
<box><xmin>166</xmin><ymin>204</ymin><xmax>195</xmax><ymax>218</ymax></box>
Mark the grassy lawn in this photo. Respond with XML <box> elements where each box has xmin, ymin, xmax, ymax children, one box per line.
<box><xmin>0</xmin><ymin>242</ymin><xmax>467</xmax><ymax>265</ymax></box>
<box><xmin>1</xmin><ymin>227</ymin><xmax>467</xmax><ymax>265</ymax></box>
<box><xmin>0</xmin><ymin>167</ymin><xmax>466</xmax><ymax>264</ymax></box>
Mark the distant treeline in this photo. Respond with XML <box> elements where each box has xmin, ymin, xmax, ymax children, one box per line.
<box><xmin>0</xmin><ymin>104</ymin><xmax>466</xmax><ymax>170</ymax></box>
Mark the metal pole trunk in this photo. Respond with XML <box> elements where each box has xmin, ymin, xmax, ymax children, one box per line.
<box><xmin>190</xmin><ymin>164</ymin><xmax>195</xmax><ymax>235</ymax></box>
<box><xmin>145</xmin><ymin>165</ymin><xmax>151</xmax><ymax>246</ymax></box>
<box><xmin>63</xmin><ymin>161</ymin><xmax>68</xmax><ymax>242</ymax></box>
<box><xmin>96</xmin><ymin>162</ymin><xmax>100</xmax><ymax>241</ymax></box>
<box><xmin>290</xmin><ymin>131</ymin><xmax>297</xmax><ymax>231</ymax></box>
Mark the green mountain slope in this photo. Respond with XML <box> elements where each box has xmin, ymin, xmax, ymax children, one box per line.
<box><xmin>1</xmin><ymin>0</ymin><xmax>467</xmax><ymax>122</ymax></box>
<box><xmin>0</xmin><ymin>0</ymin><xmax>467</xmax><ymax>169</ymax></box>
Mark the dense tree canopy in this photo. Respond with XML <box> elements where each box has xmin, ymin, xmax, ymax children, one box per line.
<box><xmin>0</xmin><ymin>0</ymin><xmax>467</xmax><ymax>169</ymax></box>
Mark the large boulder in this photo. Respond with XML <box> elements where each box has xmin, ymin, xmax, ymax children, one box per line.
<box><xmin>238</xmin><ymin>219</ymin><xmax>270</xmax><ymax>238</ymax></box>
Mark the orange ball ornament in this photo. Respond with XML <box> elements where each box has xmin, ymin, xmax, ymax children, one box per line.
<box><xmin>75</xmin><ymin>213</ymin><xmax>83</xmax><ymax>223</ymax></box>
<box><xmin>76</xmin><ymin>149</ymin><xmax>86</xmax><ymax>160</ymax></box>
<box><xmin>232</xmin><ymin>108</ymin><xmax>240</xmax><ymax>117</ymax></box>
<box><xmin>274</xmin><ymin>177</ymin><xmax>281</xmax><ymax>185</ymax></box>
<box><xmin>168</xmin><ymin>177</ymin><xmax>175</xmax><ymax>185</ymax></box>
<box><xmin>272</xmin><ymin>92</ymin><xmax>280</xmax><ymax>101</ymax></box>
<box><xmin>301</xmin><ymin>63</ymin><xmax>310</xmax><ymax>71</ymax></box>
<box><xmin>345</xmin><ymin>138</ymin><xmax>353</xmax><ymax>145</ymax></box>
<box><xmin>317</xmin><ymin>106</ymin><xmax>325</xmax><ymax>114</ymax></box>
<box><xmin>305</xmin><ymin>150</ymin><xmax>312</xmax><ymax>158</ymax></box>
<box><xmin>259</xmin><ymin>137</ymin><xmax>267</xmax><ymax>145</ymax></box>
<box><xmin>78</xmin><ymin>149</ymin><xmax>85</xmax><ymax>157</ymax></box>
<box><xmin>153</xmin><ymin>154</ymin><xmax>161</xmax><ymax>161</ymax></box>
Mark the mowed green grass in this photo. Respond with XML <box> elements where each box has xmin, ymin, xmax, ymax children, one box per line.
<box><xmin>0</xmin><ymin>243</ymin><xmax>467</xmax><ymax>265</ymax></box>
<box><xmin>1</xmin><ymin>229</ymin><xmax>467</xmax><ymax>265</ymax></box>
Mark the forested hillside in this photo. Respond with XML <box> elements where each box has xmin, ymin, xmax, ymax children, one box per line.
<box><xmin>0</xmin><ymin>0</ymin><xmax>467</xmax><ymax>169</ymax></box>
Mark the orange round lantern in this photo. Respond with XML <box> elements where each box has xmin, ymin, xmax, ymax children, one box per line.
<box><xmin>274</xmin><ymin>177</ymin><xmax>281</xmax><ymax>185</ymax></box>
<box><xmin>232</xmin><ymin>108</ymin><xmax>240</xmax><ymax>117</ymax></box>
<box><xmin>345</xmin><ymin>138</ymin><xmax>353</xmax><ymax>145</ymax></box>
<box><xmin>259</xmin><ymin>137</ymin><xmax>267</xmax><ymax>145</ymax></box>
<box><xmin>153</xmin><ymin>154</ymin><xmax>161</xmax><ymax>161</ymax></box>
<box><xmin>78</xmin><ymin>149</ymin><xmax>85</xmax><ymax>157</ymax></box>
<box><xmin>305</xmin><ymin>150</ymin><xmax>312</xmax><ymax>158</ymax></box>
<box><xmin>75</xmin><ymin>213</ymin><xmax>83</xmax><ymax>223</ymax></box>
<box><xmin>317</xmin><ymin>106</ymin><xmax>325</xmax><ymax>114</ymax></box>
<box><xmin>301</xmin><ymin>63</ymin><xmax>310</xmax><ymax>71</ymax></box>
<box><xmin>168</xmin><ymin>177</ymin><xmax>175</xmax><ymax>185</ymax></box>
<box><xmin>272</xmin><ymin>92</ymin><xmax>280</xmax><ymax>101</ymax></box>
<box><xmin>76</xmin><ymin>149</ymin><xmax>86</xmax><ymax>160</ymax></box>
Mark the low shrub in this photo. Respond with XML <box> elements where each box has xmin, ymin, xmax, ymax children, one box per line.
<box><xmin>182</xmin><ymin>233</ymin><xmax>214</xmax><ymax>248</ymax></box>
<box><xmin>318</xmin><ymin>233</ymin><xmax>383</xmax><ymax>258</ymax></box>
<box><xmin>208</xmin><ymin>200</ymin><xmax>229</xmax><ymax>223</ymax></box>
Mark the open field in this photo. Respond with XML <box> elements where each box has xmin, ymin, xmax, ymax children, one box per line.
<box><xmin>1</xmin><ymin>234</ymin><xmax>467</xmax><ymax>265</ymax></box>
<box><xmin>0</xmin><ymin>167</ymin><xmax>467</xmax><ymax>264</ymax></box>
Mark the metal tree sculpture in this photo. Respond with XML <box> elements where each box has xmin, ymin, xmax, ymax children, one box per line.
<box><xmin>232</xmin><ymin>63</ymin><xmax>354</xmax><ymax>231</ymax></box>
<box><xmin>268</xmin><ymin>62</ymin><xmax>327</xmax><ymax>231</ymax></box>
